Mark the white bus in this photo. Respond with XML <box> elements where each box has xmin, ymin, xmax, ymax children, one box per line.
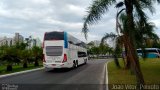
<box><xmin>42</xmin><ymin>31</ymin><xmax>88</xmax><ymax>70</ymax></box>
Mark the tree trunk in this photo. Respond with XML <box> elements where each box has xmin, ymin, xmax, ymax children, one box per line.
<box><xmin>123</xmin><ymin>35</ymin><xmax>131</xmax><ymax>69</ymax></box>
<box><xmin>34</xmin><ymin>57</ymin><xmax>39</xmax><ymax>67</ymax></box>
<box><xmin>113</xmin><ymin>54</ymin><xmax>121</xmax><ymax>68</ymax></box>
<box><xmin>116</xmin><ymin>10</ymin><xmax>131</xmax><ymax>69</ymax></box>
<box><xmin>6</xmin><ymin>64</ymin><xmax>12</xmax><ymax>71</ymax></box>
<box><xmin>124</xmin><ymin>0</ymin><xmax>145</xmax><ymax>86</ymax></box>
<box><xmin>125</xmin><ymin>54</ymin><xmax>131</xmax><ymax>69</ymax></box>
<box><xmin>23</xmin><ymin>62</ymin><xmax>28</xmax><ymax>68</ymax></box>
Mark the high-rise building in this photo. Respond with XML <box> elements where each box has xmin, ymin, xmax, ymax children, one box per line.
<box><xmin>0</xmin><ymin>33</ymin><xmax>24</xmax><ymax>46</ymax></box>
<box><xmin>14</xmin><ymin>33</ymin><xmax>24</xmax><ymax>44</ymax></box>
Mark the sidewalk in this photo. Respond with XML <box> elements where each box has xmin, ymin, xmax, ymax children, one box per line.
<box><xmin>0</xmin><ymin>67</ymin><xmax>44</xmax><ymax>78</ymax></box>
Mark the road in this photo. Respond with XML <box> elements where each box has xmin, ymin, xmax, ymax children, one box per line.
<box><xmin>0</xmin><ymin>59</ymin><xmax>110</xmax><ymax>90</ymax></box>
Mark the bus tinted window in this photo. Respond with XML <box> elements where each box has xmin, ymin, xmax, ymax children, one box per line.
<box><xmin>147</xmin><ymin>50</ymin><xmax>158</xmax><ymax>53</ymax></box>
<box><xmin>46</xmin><ymin>46</ymin><xmax>63</xmax><ymax>56</ymax></box>
<box><xmin>68</xmin><ymin>34</ymin><xmax>87</xmax><ymax>48</ymax></box>
<box><xmin>158</xmin><ymin>50</ymin><xmax>160</xmax><ymax>54</ymax></box>
<box><xmin>78</xmin><ymin>52</ymin><xmax>87</xmax><ymax>57</ymax></box>
<box><xmin>137</xmin><ymin>50</ymin><xmax>142</xmax><ymax>53</ymax></box>
<box><xmin>45</xmin><ymin>32</ymin><xmax>64</xmax><ymax>40</ymax></box>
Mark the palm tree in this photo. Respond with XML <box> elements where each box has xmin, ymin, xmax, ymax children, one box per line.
<box><xmin>82</xmin><ymin>0</ymin><xmax>160</xmax><ymax>85</ymax></box>
<box><xmin>19</xmin><ymin>49</ymin><xmax>30</xmax><ymax>68</ymax></box>
<box><xmin>117</xmin><ymin>10</ymin><xmax>159</xmax><ymax>67</ymax></box>
<box><xmin>32</xmin><ymin>46</ymin><xmax>43</xmax><ymax>67</ymax></box>
<box><xmin>101</xmin><ymin>32</ymin><xmax>122</xmax><ymax>68</ymax></box>
<box><xmin>1</xmin><ymin>45</ymin><xmax>18</xmax><ymax>71</ymax></box>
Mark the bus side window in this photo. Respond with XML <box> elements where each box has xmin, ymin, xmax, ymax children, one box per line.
<box><xmin>78</xmin><ymin>52</ymin><xmax>87</xmax><ymax>57</ymax></box>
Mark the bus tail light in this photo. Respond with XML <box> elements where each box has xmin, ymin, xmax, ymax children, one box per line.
<box><xmin>43</xmin><ymin>54</ymin><xmax>46</xmax><ymax>62</ymax></box>
<box><xmin>62</xmin><ymin>54</ymin><xmax>67</xmax><ymax>63</ymax></box>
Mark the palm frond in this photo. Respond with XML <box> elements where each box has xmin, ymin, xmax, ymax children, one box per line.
<box><xmin>82</xmin><ymin>0</ymin><xmax>116</xmax><ymax>39</ymax></box>
<box><xmin>119</xmin><ymin>12</ymin><xmax>128</xmax><ymax>33</ymax></box>
<box><xmin>140</xmin><ymin>0</ymin><xmax>155</xmax><ymax>14</ymax></box>
<box><xmin>133</xmin><ymin>0</ymin><xmax>148</xmax><ymax>25</ymax></box>
<box><xmin>116</xmin><ymin>8</ymin><xmax>125</xmax><ymax>34</ymax></box>
<box><xmin>86</xmin><ymin>0</ymin><xmax>116</xmax><ymax>24</ymax></box>
<box><xmin>101</xmin><ymin>32</ymin><xmax>117</xmax><ymax>44</ymax></box>
<box><xmin>82</xmin><ymin>22</ymin><xmax>89</xmax><ymax>40</ymax></box>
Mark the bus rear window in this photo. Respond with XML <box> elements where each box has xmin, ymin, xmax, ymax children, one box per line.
<box><xmin>44</xmin><ymin>32</ymin><xmax>64</xmax><ymax>40</ymax></box>
<box><xmin>46</xmin><ymin>46</ymin><xmax>63</xmax><ymax>56</ymax></box>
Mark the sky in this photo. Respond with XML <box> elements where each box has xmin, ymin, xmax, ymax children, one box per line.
<box><xmin>0</xmin><ymin>0</ymin><xmax>160</xmax><ymax>43</ymax></box>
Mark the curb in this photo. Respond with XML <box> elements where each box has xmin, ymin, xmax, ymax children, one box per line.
<box><xmin>105</xmin><ymin>60</ymin><xmax>113</xmax><ymax>90</ymax></box>
<box><xmin>0</xmin><ymin>67</ymin><xmax>44</xmax><ymax>78</ymax></box>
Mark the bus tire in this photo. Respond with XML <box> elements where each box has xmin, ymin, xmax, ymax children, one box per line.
<box><xmin>84</xmin><ymin>59</ymin><xmax>87</xmax><ymax>64</ymax></box>
<box><xmin>73</xmin><ymin>61</ymin><xmax>76</xmax><ymax>68</ymax></box>
<box><xmin>76</xmin><ymin>60</ymin><xmax>78</xmax><ymax>67</ymax></box>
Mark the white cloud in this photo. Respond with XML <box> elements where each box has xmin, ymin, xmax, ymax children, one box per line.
<box><xmin>0</xmin><ymin>33</ymin><xmax>14</xmax><ymax>38</ymax></box>
<box><xmin>152</xmin><ymin>19</ymin><xmax>160</xmax><ymax>28</ymax></box>
<box><xmin>32</xmin><ymin>0</ymin><xmax>50</xmax><ymax>4</ymax></box>
<box><xmin>67</xmin><ymin>4</ymin><xmax>86</xmax><ymax>16</ymax></box>
<box><xmin>0</xmin><ymin>0</ymin><xmax>160</xmax><ymax>43</ymax></box>
<box><xmin>42</xmin><ymin>17</ymin><xmax>83</xmax><ymax>30</ymax></box>
<box><xmin>68</xmin><ymin>31</ymin><xmax>100</xmax><ymax>43</ymax></box>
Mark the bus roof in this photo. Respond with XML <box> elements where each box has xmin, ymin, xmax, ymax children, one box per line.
<box><xmin>44</xmin><ymin>31</ymin><xmax>86</xmax><ymax>48</ymax></box>
<box><xmin>137</xmin><ymin>48</ymin><xmax>160</xmax><ymax>50</ymax></box>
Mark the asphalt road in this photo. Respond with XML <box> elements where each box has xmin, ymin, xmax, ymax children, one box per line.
<box><xmin>0</xmin><ymin>59</ymin><xmax>110</xmax><ymax>90</ymax></box>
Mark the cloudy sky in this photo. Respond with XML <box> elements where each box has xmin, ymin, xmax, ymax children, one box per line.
<box><xmin>0</xmin><ymin>0</ymin><xmax>160</xmax><ymax>43</ymax></box>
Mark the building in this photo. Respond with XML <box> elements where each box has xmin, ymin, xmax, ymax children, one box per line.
<box><xmin>14</xmin><ymin>33</ymin><xmax>24</xmax><ymax>43</ymax></box>
<box><xmin>0</xmin><ymin>37</ymin><xmax>14</xmax><ymax>46</ymax></box>
<box><xmin>0</xmin><ymin>33</ymin><xmax>42</xmax><ymax>48</ymax></box>
<box><xmin>0</xmin><ymin>33</ymin><xmax>24</xmax><ymax>46</ymax></box>
<box><xmin>24</xmin><ymin>37</ymin><xmax>42</xmax><ymax>49</ymax></box>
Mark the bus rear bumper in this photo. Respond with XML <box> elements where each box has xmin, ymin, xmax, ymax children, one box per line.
<box><xmin>43</xmin><ymin>62</ymin><xmax>73</xmax><ymax>69</ymax></box>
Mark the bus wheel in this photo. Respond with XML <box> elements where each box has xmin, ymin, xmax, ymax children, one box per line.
<box><xmin>76</xmin><ymin>60</ymin><xmax>78</xmax><ymax>67</ymax></box>
<box><xmin>73</xmin><ymin>61</ymin><xmax>77</xmax><ymax>68</ymax></box>
<box><xmin>84</xmin><ymin>59</ymin><xmax>87</xmax><ymax>64</ymax></box>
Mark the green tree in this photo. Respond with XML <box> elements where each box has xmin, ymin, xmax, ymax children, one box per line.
<box><xmin>90</xmin><ymin>46</ymin><xmax>100</xmax><ymax>58</ymax></box>
<box><xmin>0</xmin><ymin>45</ymin><xmax>19</xmax><ymax>71</ymax></box>
<box><xmin>99</xmin><ymin>43</ymin><xmax>110</xmax><ymax>55</ymax></box>
<box><xmin>32</xmin><ymin>46</ymin><xmax>43</xmax><ymax>67</ymax></box>
<box><xmin>14</xmin><ymin>42</ymin><xmax>29</xmax><ymax>68</ymax></box>
<box><xmin>82</xmin><ymin>0</ymin><xmax>160</xmax><ymax>85</ymax></box>
<box><xmin>18</xmin><ymin>49</ymin><xmax>30</xmax><ymax>68</ymax></box>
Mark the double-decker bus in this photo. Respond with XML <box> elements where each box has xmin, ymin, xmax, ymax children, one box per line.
<box><xmin>42</xmin><ymin>31</ymin><xmax>88</xmax><ymax>70</ymax></box>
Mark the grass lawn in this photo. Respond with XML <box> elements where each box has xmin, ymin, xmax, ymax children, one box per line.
<box><xmin>108</xmin><ymin>58</ymin><xmax>160</xmax><ymax>84</ymax></box>
<box><xmin>0</xmin><ymin>62</ymin><xmax>43</xmax><ymax>75</ymax></box>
